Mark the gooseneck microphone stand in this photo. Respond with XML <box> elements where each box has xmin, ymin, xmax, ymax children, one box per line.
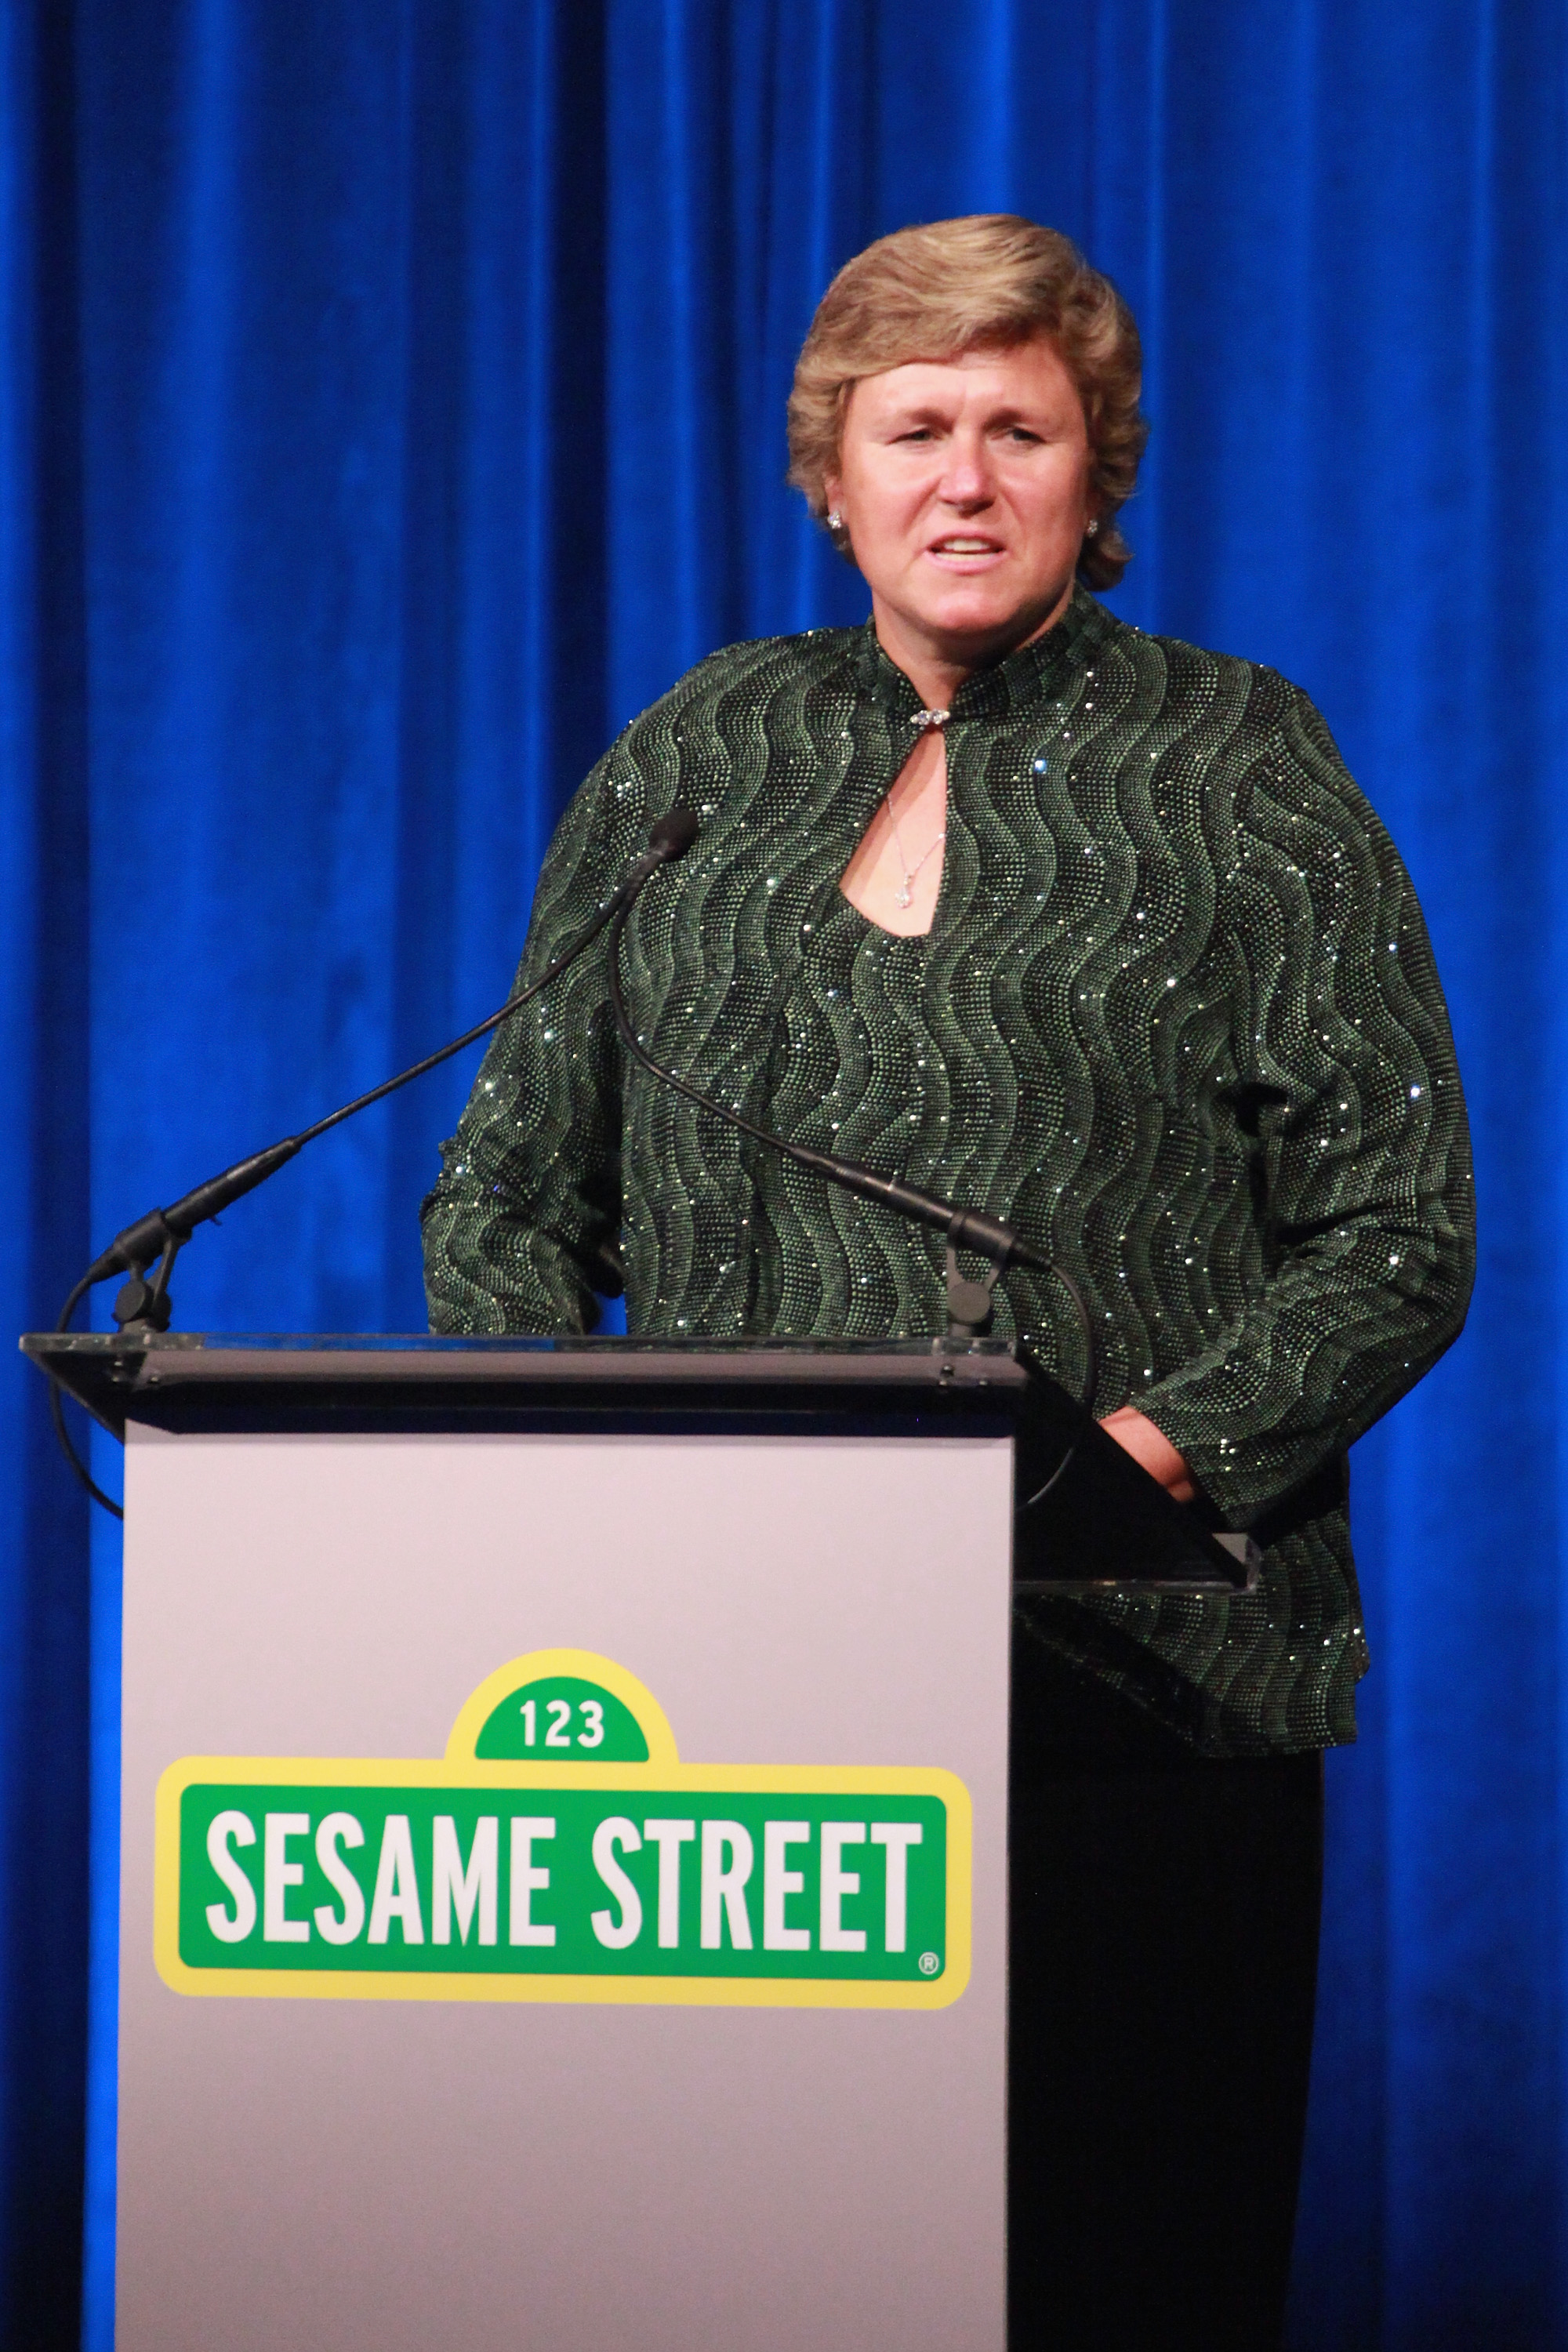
<box><xmin>51</xmin><ymin>804</ymin><xmax>1096</xmax><ymax>1520</ymax></box>
<box><xmin>50</xmin><ymin>814</ymin><xmax>699</xmax><ymax>1517</ymax></box>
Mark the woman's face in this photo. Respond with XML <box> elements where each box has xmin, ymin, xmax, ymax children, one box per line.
<box><xmin>825</xmin><ymin>336</ymin><xmax>1095</xmax><ymax>677</ymax></box>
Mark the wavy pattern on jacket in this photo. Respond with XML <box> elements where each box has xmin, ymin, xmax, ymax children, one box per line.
<box><xmin>422</xmin><ymin>589</ymin><xmax>1474</xmax><ymax>1755</ymax></box>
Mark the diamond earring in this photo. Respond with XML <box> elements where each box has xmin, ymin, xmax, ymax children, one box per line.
<box><xmin>1085</xmin><ymin>518</ymin><xmax>1100</xmax><ymax>537</ymax></box>
<box><xmin>827</xmin><ymin>510</ymin><xmax>844</xmax><ymax>532</ymax></box>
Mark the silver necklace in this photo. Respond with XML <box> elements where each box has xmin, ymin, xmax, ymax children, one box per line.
<box><xmin>890</xmin><ymin>709</ymin><xmax>949</xmax><ymax>909</ymax></box>
<box><xmin>888</xmin><ymin>810</ymin><xmax>946</xmax><ymax>909</ymax></box>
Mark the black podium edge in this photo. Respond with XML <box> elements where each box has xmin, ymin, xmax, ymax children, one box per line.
<box><xmin>21</xmin><ymin>1332</ymin><xmax>1257</xmax><ymax>1595</ymax></box>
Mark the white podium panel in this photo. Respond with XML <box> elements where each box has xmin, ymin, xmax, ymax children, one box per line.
<box><xmin>118</xmin><ymin>1425</ymin><xmax>1013</xmax><ymax>2352</ymax></box>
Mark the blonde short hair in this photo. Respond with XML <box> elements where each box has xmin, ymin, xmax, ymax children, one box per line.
<box><xmin>786</xmin><ymin>215</ymin><xmax>1146</xmax><ymax>593</ymax></box>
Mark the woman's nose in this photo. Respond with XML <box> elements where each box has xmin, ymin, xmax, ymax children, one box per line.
<box><xmin>938</xmin><ymin>437</ymin><xmax>993</xmax><ymax>507</ymax></box>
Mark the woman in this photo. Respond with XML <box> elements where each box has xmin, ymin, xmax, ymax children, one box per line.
<box><xmin>423</xmin><ymin>216</ymin><xmax>1473</xmax><ymax>2348</ymax></box>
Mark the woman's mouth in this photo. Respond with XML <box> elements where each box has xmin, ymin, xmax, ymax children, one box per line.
<box><xmin>927</xmin><ymin>536</ymin><xmax>1004</xmax><ymax>564</ymax></box>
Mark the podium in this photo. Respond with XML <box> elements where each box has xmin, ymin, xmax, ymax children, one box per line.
<box><xmin>27</xmin><ymin>1333</ymin><xmax>1252</xmax><ymax>2352</ymax></box>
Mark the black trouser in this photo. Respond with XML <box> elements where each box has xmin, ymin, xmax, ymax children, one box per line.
<box><xmin>1008</xmin><ymin>1641</ymin><xmax>1323</xmax><ymax>2352</ymax></box>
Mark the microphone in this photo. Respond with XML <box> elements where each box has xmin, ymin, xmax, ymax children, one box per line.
<box><xmin>49</xmin><ymin>810</ymin><xmax>700</xmax><ymax>1517</ymax></box>
<box><xmin>60</xmin><ymin>811</ymin><xmax>700</xmax><ymax>1339</ymax></box>
<box><xmin>602</xmin><ymin>817</ymin><xmax>1098</xmax><ymax>1412</ymax></box>
<box><xmin>628</xmin><ymin>804</ymin><xmax>700</xmax><ymax>878</ymax></box>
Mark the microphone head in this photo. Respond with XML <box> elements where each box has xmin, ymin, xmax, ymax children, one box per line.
<box><xmin>649</xmin><ymin>806</ymin><xmax>699</xmax><ymax>862</ymax></box>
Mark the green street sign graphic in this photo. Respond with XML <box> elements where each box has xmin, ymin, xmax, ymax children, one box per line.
<box><xmin>154</xmin><ymin>1650</ymin><xmax>971</xmax><ymax>2011</ymax></box>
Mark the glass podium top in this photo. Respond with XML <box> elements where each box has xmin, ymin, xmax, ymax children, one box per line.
<box><xmin>20</xmin><ymin>1330</ymin><xmax>1258</xmax><ymax>1595</ymax></box>
<box><xmin>23</xmin><ymin>1330</ymin><xmax>1034</xmax><ymax>1439</ymax></box>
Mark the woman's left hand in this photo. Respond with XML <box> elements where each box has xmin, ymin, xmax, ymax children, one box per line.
<box><xmin>1099</xmin><ymin>1406</ymin><xmax>1196</xmax><ymax>1503</ymax></box>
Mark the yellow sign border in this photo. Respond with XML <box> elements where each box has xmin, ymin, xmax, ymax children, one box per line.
<box><xmin>154</xmin><ymin>1650</ymin><xmax>971</xmax><ymax>2012</ymax></box>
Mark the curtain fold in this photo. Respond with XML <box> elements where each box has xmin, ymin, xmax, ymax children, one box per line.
<box><xmin>1</xmin><ymin>5</ymin><xmax>1562</xmax><ymax>2344</ymax></box>
<box><xmin>0</xmin><ymin>3</ymin><xmax>90</xmax><ymax>2343</ymax></box>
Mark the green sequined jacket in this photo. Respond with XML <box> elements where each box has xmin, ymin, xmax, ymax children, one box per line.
<box><xmin>421</xmin><ymin>588</ymin><xmax>1474</xmax><ymax>1756</ymax></box>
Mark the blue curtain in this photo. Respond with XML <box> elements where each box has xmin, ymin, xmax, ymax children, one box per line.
<box><xmin>1</xmin><ymin>4</ymin><xmax>1562</xmax><ymax>2343</ymax></box>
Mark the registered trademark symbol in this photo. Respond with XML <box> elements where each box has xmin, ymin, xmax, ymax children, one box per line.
<box><xmin>918</xmin><ymin>1951</ymin><xmax>941</xmax><ymax>1976</ymax></box>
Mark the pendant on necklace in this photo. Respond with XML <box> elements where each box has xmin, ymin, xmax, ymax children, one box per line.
<box><xmin>895</xmin><ymin>882</ymin><xmax>913</xmax><ymax>908</ymax></box>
